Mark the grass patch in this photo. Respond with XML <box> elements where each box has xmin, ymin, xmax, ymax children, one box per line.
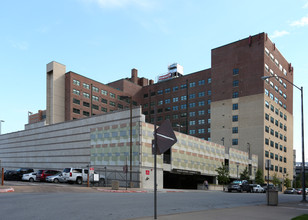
<box><xmin>292</xmin><ymin>214</ymin><xmax>308</xmax><ymax>220</ymax></box>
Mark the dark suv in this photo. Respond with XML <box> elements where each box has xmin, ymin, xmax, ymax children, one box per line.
<box><xmin>36</xmin><ymin>170</ymin><xmax>59</xmax><ymax>181</ymax></box>
<box><xmin>4</xmin><ymin>168</ymin><xmax>34</xmax><ymax>181</ymax></box>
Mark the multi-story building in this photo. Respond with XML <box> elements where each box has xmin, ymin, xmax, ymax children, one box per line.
<box><xmin>29</xmin><ymin>32</ymin><xmax>293</xmax><ymax>182</ymax></box>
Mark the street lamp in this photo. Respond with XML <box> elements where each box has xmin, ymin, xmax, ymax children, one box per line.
<box><xmin>236</xmin><ymin>162</ymin><xmax>240</xmax><ymax>180</ymax></box>
<box><xmin>120</xmin><ymin>96</ymin><xmax>133</xmax><ymax>187</ymax></box>
<box><xmin>0</xmin><ymin>120</ymin><xmax>4</xmax><ymax>135</ymax></box>
<box><xmin>261</xmin><ymin>75</ymin><xmax>306</xmax><ymax>202</ymax></box>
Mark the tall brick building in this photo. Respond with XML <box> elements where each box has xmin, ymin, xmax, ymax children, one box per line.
<box><xmin>30</xmin><ymin>32</ymin><xmax>293</xmax><ymax>182</ymax></box>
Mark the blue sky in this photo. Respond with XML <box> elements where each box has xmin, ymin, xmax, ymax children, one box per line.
<box><xmin>0</xmin><ymin>0</ymin><xmax>308</xmax><ymax>162</ymax></box>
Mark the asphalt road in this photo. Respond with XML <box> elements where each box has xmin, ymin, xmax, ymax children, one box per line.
<box><xmin>0</xmin><ymin>185</ymin><xmax>303</xmax><ymax>220</ymax></box>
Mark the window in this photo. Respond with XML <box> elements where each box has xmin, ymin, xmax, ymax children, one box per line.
<box><xmin>73</xmin><ymin>79</ymin><xmax>80</xmax><ymax>86</ymax></box>
<box><xmin>83</xmin><ymin>102</ymin><xmax>90</xmax><ymax>107</ymax></box>
<box><xmin>280</xmin><ymin>145</ymin><xmax>283</xmax><ymax>151</ymax></box>
<box><xmin>275</xmin><ymin>120</ymin><xmax>278</xmax><ymax>126</ymax></box>
<box><xmin>275</xmin><ymin>143</ymin><xmax>278</xmax><ymax>149</ymax></box>
<box><xmin>150</xmin><ymin>102</ymin><xmax>155</xmax><ymax>106</ymax></box>
<box><xmin>275</xmin><ymin>166</ymin><xmax>278</xmax><ymax>172</ymax></box>
<box><xmin>270</xmin><ymin>152</ymin><xmax>274</xmax><ymax>159</ymax></box>
<box><xmin>189</xmin><ymin>130</ymin><xmax>196</xmax><ymax>135</ymax></box>
<box><xmin>284</xmin><ymin>125</ymin><xmax>287</xmax><ymax>131</ymax></box>
<box><xmin>275</xmin><ymin>108</ymin><xmax>279</xmax><ymax>115</ymax></box>
<box><xmin>189</xmin><ymin>94</ymin><xmax>195</xmax><ymax>99</ymax></box>
<box><xmin>208</xmin><ymin>78</ymin><xmax>211</xmax><ymax>84</ymax></box>
<box><xmin>189</xmin><ymin>82</ymin><xmax>196</xmax><ymax>87</ymax></box>
<box><xmin>198</xmin><ymin>80</ymin><xmax>205</xmax><ymax>85</ymax></box>
<box><xmin>265</xmin><ymin>113</ymin><xmax>269</xmax><ymax>120</ymax></box>
<box><xmin>92</xmin><ymin>104</ymin><xmax>99</xmax><ymax>110</ymax></box>
<box><xmin>165</xmin><ymin>99</ymin><xmax>170</xmax><ymax>104</ymax></box>
<box><xmin>208</xmin><ymin>100</ymin><xmax>211</xmax><ymax>105</ymax></box>
<box><xmin>189</xmin><ymin>121</ymin><xmax>196</xmax><ymax>126</ymax></box>
<box><xmin>265</xmin><ymin>101</ymin><xmax>269</xmax><ymax>108</ymax></box>
<box><xmin>101</xmin><ymin>98</ymin><xmax>107</xmax><ymax>104</ymax></box>
<box><xmin>265</xmin><ymin>89</ymin><xmax>269</xmax><ymax>96</ymax></box>
<box><xmin>198</xmin><ymin>110</ymin><xmax>205</xmax><ymax>115</ymax></box>
<box><xmin>151</xmin><ymin>91</ymin><xmax>156</xmax><ymax>96</ymax></box>
<box><xmin>208</xmin><ymin>128</ymin><xmax>211</xmax><ymax>133</ymax></box>
<box><xmin>207</xmin><ymin>90</ymin><xmax>212</xmax><ymax>96</ymax></box>
<box><xmin>165</xmin><ymin>107</ymin><xmax>171</xmax><ymax>112</ymax></box>
<box><xmin>284</xmin><ymin>114</ymin><xmax>287</xmax><ymax>121</ymax></box>
<box><xmin>83</xmin><ymin>92</ymin><xmax>90</xmax><ymax>99</ymax></box>
<box><xmin>232</xmin><ymin>92</ymin><xmax>239</xmax><ymax>98</ymax></box>
<box><xmin>101</xmin><ymin>107</ymin><xmax>107</xmax><ymax>112</ymax></box>
<box><xmin>165</xmin><ymin>88</ymin><xmax>171</xmax><ymax>93</ymax></box>
<box><xmin>270</xmin><ymin>105</ymin><xmax>274</xmax><ymax>112</ymax></box>
<box><xmin>270</xmin><ymin>117</ymin><xmax>274</xmax><ymax>123</ymax></box>
<box><xmin>198</xmin><ymin>101</ymin><xmax>205</xmax><ymax>106</ymax></box>
<box><xmin>208</xmin><ymin>119</ymin><xmax>211</xmax><ymax>124</ymax></box>
<box><xmin>181</xmin><ymin>113</ymin><xmax>187</xmax><ymax>118</ymax></box>
<box><xmin>284</xmin><ymin>146</ymin><xmax>287</xmax><ymax>152</ymax></box>
<box><xmin>73</xmin><ymin>98</ymin><xmax>80</xmax><ymax>105</ymax></box>
<box><xmin>173</xmin><ymin>97</ymin><xmax>179</xmax><ymax>102</ymax></box>
<box><xmin>110</xmin><ymin>93</ymin><xmax>115</xmax><ymax>98</ymax></box>
<box><xmin>92</xmin><ymin>95</ymin><xmax>99</xmax><ymax>102</ymax></box>
<box><xmin>157</xmin><ymin>90</ymin><xmax>163</xmax><ymax>95</ymax></box>
<box><xmin>189</xmin><ymin>103</ymin><xmax>196</xmax><ymax>108</ymax></box>
<box><xmin>181</xmin><ymin>104</ymin><xmax>187</xmax><ymax>109</ymax></box>
<box><xmin>233</xmin><ymin>103</ymin><xmax>238</xmax><ymax>110</ymax></box>
<box><xmin>232</xmin><ymin>115</ymin><xmax>238</xmax><ymax>122</ymax></box>
<box><xmin>189</xmin><ymin>112</ymin><xmax>196</xmax><ymax>117</ymax></box>
<box><xmin>144</xmin><ymin>93</ymin><xmax>148</xmax><ymax>98</ymax></box>
<box><xmin>284</xmin><ymin>136</ymin><xmax>287</xmax><ymax>142</ymax></box>
<box><xmin>172</xmin><ymin>106</ymin><xmax>178</xmax><ymax>111</ymax></box>
<box><xmin>83</xmin><ymin>83</ymin><xmax>90</xmax><ymax>89</ymax></box>
<box><xmin>158</xmin><ymin>100</ymin><xmax>163</xmax><ymax>105</ymax></box>
<box><xmin>265</xmin><ymin>138</ymin><xmax>269</xmax><ymax>145</ymax></box>
<box><xmin>270</xmin><ymin>140</ymin><xmax>274</xmax><ymax>147</ymax></box>
<box><xmin>270</xmin><ymin>129</ymin><xmax>274</xmax><ymax>135</ymax></box>
<box><xmin>198</xmin><ymin>92</ymin><xmax>205</xmax><ymax>97</ymax></box>
<box><xmin>180</xmin><ymin>84</ymin><xmax>187</xmax><ymax>89</ymax></box>
<box><xmin>284</xmin><ymin>157</ymin><xmax>287</xmax><ymax>163</ymax></box>
<box><xmin>173</xmin><ymin>114</ymin><xmax>178</xmax><ymax>119</ymax></box>
<box><xmin>233</xmin><ymin>68</ymin><xmax>239</xmax><ymax>75</ymax></box>
<box><xmin>83</xmin><ymin>111</ymin><xmax>90</xmax><ymax>116</ymax></box>
<box><xmin>265</xmin><ymin>151</ymin><xmax>269</xmax><ymax>157</ymax></box>
<box><xmin>198</xmin><ymin>119</ymin><xmax>205</xmax><ymax>125</ymax></box>
<box><xmin>109</xmin><ymin>101</ymin><xmax>115</xmax><ymax>107</ymax></box>
<box><xmin>92</xmin><ymin>86</ymin><xmax>99</xmax><ymax>93</ymax></box>
<box><xmin>73</xmin><ymin>108</ymin><xmax>80</xmax><ymax>114</ymax></box>
<box><xmin>265</xmin><ymin>126</ymin><xmax>269</xmax><ymax>133</ymax></box>
<box><xmin>73</xmin><ymin>89</ymin><xmax>80</xmax><ymax>95</ymax></box>
<box><xmin>172</xmin><ymin>87</ymin><xmax>178</xmax><ymax>92</ymax></box>
<box><xmin>275</xmin><ymin>154</ymin><xmax>278</xmax><ymax>160</ymax></box>
<box><xmin>208</xmin><ymin>109</ymin><xmax>211</xmax><ymax>114</ymax></box>
<box><xmin>232</xmin><ymin>139</ymin><xmax>238</xmax><ymax>145</ymax></box>
<box><xmin>233</xmin><ymin>80</ymin><xmax>239</xmax><ymax>87</ymax></box>
<box><xmin>232</xmin><ymin>127</ymin><xmax>238</xmax><ymax>134</ymax></box>
<box><xmin>181</xmin><ymin>96</ymin><xmax>187</xmax><ymax>101</ymax></box>
<box><xmin>198</xmin><ymin>129</ymin><xmax>205</xmax><ymax>134</ymax></box>
<box><xmin>280</xmin><ymin>112</ymin><xmax>283</xmax><ymax>118</ymax></box>
<box><xmin>101</xmin><ymin>89</ymin><xmax>107</xmax><ymax>95</ymax></box>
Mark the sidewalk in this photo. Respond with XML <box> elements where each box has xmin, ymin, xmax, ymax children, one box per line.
<box><xmin>130</xmin><ymin>202</ymin><xmax>308</xmax><ymax>220</ymax></box>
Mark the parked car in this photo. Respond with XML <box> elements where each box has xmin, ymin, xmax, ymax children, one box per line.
<box><xmin>261</xmin><ymin>184</ymin><xmax>276</xmax><ymax>192</ymax></box>
<box><xmin>296</xmin><ymin>188</ymin><xmax>308</xmax><ymax>195</ymax></box>
<box><xmin>36</xmin><ymin>170</ymin><xmax>59</xmax><ymax>182</ymax></box>
<box><xmin>252</xmin><ymin>184</ymin><xmax>265</xmax><ymax>193</ymax></box>
<box><xmin>22</xmin><ymin>172</ymin><xmax>37</xmax><ymax>182</ymax></box>
<box><xmin>227</xmin><ymin>180</ymin><xmax>252</xmax><ymax>193</ymax></box>
<box><xmin>284</xmin><ymin>188</ymin><xmax>297</xmax><ymax>194</ymax></box>
<box><xmin>62</xmin><ymin>168</ymin><xmax>89</xmax><ymax>184</ymax></box>
<box><xmin>4</xmin><ymin>168</ymin><xmax>34</xmax><ymax>181</ymax></box>
<box><xmin>45</xmin><ymin>172</ymin><xmax>66</xmax><ymax>183</ymax></box>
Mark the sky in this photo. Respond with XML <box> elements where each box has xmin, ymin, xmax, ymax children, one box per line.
<box><xmin>0</xmin><ymin>0</ymin><xmax>308</xmax><ymax>162</ymax></box>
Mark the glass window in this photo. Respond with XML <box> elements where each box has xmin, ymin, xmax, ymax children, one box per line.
<box><xmin>73</xmin><ymin>98</ymin><xmax>80</xmax><ymax>105</ymax></box>
<box><xmin>189</xmin><ymin>130</ymin><xmax>196</xmax><ymax>135</ymax></box>
<box><xmin>83</xmin><ymin>92</ymin><xmax>90</xmax><ymax>99</ymax></box>
<box><xmin>198</xmin><ymin>101</ymin><xmax>205</xmax><ymax>106</ymax></box>
<box><xmin>265</xmin><ymin>126</ymin><xmax>269</xmax><ymax>133</ymax></box>
<box><xmin>157</xmin><ymin>90</ymin><xmax>163</xmax><ymax>95</ymax></box>
<box><xmin>265</xmin><ymin>151</ymin><xmax>269</xmax><ymax>157</ymax></box>
<box><xmin>189</xmin><ymin>121</ymin><xmax>196</xmax><ymax>126</ymax></box>
<box><xmin>92</xmin><ymin>95</ymin><xmax>99</xmax><ymax>102</ymax></box>
<box><xmin>198</xmin><ymin>80</ymin><xmax>205</xmax><ymax>85</ymax></box>
<box><xmin>208</xmin><ymin>100</ymin><xmax>211</xmax><ymax>105</ymax></box>
<box><xmin>83</xmin><ymin>102</ymin><xmax>90</xmax><ymax>107</ymax></box>
<box><xmin>265</xmin><ymin>138</ymin><xmax>269</xmax><ymax>145</ymax></box>
<box><xmin>92</xmin><ymin>86</ymin><xmax>99</xmax><ymax>93</ymax></box>
<box><xmin>110</xmin><ymin>93</ymin><xmax>115</xmax><ymax>98</ymax></box>
<box><xmin>198</xmin><ymin>91</ymin><xmax>205</xmax><ymax>97</ymax></box>
<box><xmin>265</xmin><ymin>101</ymin><xmax>269</xmax><ymax>108</ymax></box>
<box><xmin>232</xmin><ymin>139</ymin><xmax>238</xmax><ymax>145</ymax></box>
<box><xmin>233</xmin><ymin>103</ymin><xmax>238</xmax><ymax>110</ymax></box>
<box><xmin>172</xmin><ymin>87</ymin><xmax>178</xmax><ymax>92</ymax></box>
<box><xmin>101</xmin><ymin>107</ymin><xmax>107</xmax><ymax>112</ymax></box>
<box><xmin>189</xmin><ymin>112</ymin><xmax>196</xmax><ymax>117</ymax></box>
<box><xmin>73</xmin><ymin>89</ymin><xmax>80</xmax><ymax>95</ymax></box>
<box><xmin>165</xmin><ymin>99</ymin><xmax>170</xmax><ymax>104</ymax></box>
<box><xmin>189</xmin><ymin>82</ymin><xmax>196</xmax><ymax>87</ymax></box>
<box><xmin>232</xmin><ymin>92</ymin><xmax>239</xmax><ymax>98</ymax></box>
<box><xmin>189</xmin><ymin>103</ymin><xmax>196</xmax><ymax>108</ymax></box>
<box><xmin>232</xmin><ymin>115</ymin><xmax>238</xmax><ymax>122</ymax></box>
<box><xmin>181</xmin><ymin>104</ymin><xmax>187</xmax><ymax>109</ymax></box>
<box><xmin>270</xmin><ymin>153</ymin><xmax>274</xmax><ymax>159</ymax></box>
<box><xmin>180</xmin><ymin>84</ymin><xmax>187</xmax><ymax>89</ymax></box>
<box><xmin>109</xmin><ymin>101</ymin><xmax>115</xmax><ymax>106</ymax></box>
<box><xmin>208</xmin><ymin>78</ymin><xmax>211</xmax><ymax>84</ymax></box>
<box><xmin>270</xmin><ymin>141</ymin><xmax>274</xmax><ymax>147</ymax></box>
<box><xmin>92</xmin><ymin>104</ymin><xmax>99</xmax><ymax>110</ymax></box>
<box><xmin>173</xmin><ymin>97</ymin><xmax>179</xmax><ymax>102</ymax></box>
<box><xmin>101</xmin><ymin>98</ymin><xmax>107</xmax><ymax>104</ymax></box>
<box><xmin>158</xmin><ymin>100</ymin><xmax>163</xmax><ymax>105</ymax></box>
<box><xmin>73</xmin><ymin>108</ymin><xmax>80</xmax><ymax>114</ymax></box>
<box><xmin>181</xmin><ymin>96</ymin><xmax>187</xmax><ymax>101</ymax></box>
<box><xmin>101</xmin><ymin>89</ymin><xmax>108</xmax><ymax>95</ymax></box>
<box><xmin>198</xmin><ymin>129</ymin><xmax>205</xmax><ymax>134</ymax></box>
<box><xmin>189</xmin><ymin>94</ymin><xmax>195</xmax><ymax>99</ymax></box>
<box><xmin>83</xmin><ymin>83</ymin><xmax>90</xmax><ymax>89</ymax></box>
<box><xmin>265</xmin><ymin>113</ymin><xmax>269</xmax><ymax>120</ymax></box>
<box><xmin>73</xmin><ymin>79</ymin><xmax>80</xmax><ymax>86</ymax></box>
<box><xmin>233</xmin><ymin>80</ymin><xmax>239</xmax><ymax>87</ymax></box>
<box><xmin>198</xmin><ymin>119</ymin><xmax>205</xmax><ymax>125</ymax></box>
<box><xmin>208</xmin><ymin>119</ymin><xmax>211</xmax><ymax>124</ymax></box>
<box><xmin>207</xmin><ymin>90</ymin><xmax>212</xmax><ymax>96</ymax></box>
<box><xmin>198</xmin><ymin>110</ymin><xmax>205</xmax><ymax>115</ymax></box>
<box><xmin>165</xmin><ymin>88</ymin><xmax>171</xmax><ymax>93</ymax></box>
<box><xmin>172</xmin><ymin>106</ymin><xmax>178</xmax><ymax>111</ymax></box>
<box><xmin>232</xmin><ymin>127</ymin><xmax>238</xmax><ymax>134</ymax></box>
<box><xmin>233</xmin><ymin>68</ymin><xmax>239</xmax><ymax>75</ymax></box>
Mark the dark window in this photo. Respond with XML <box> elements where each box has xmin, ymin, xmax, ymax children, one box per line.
<box><xmin>265</xmin><ymin>113</ymin><xmax>269</xmax><ymax>120</ymax></box>
<box><xmin>83</xmin><ymin>102</ymin><xmax>90</xmax><ymax>107</ymax></box>
<box><xmin>83</xmin><ymin>111</ymin><xmax>89</xmax><ymax>116</ymax></box>
<box><xmin>232</xmin><ymin>103</ymin><xmax>238</xmax><ymax>110</ymax></box>
<box><xmin>233</xmin><ymin>80</ymin><xmax>239</xmax><ymax>87</ymax></box>
<box><xmin>118</xmin><ymin>104</ymin><xmax>123</xmax><ymax>109</ymax></box>
<box><xmin>101</xmin><ymin>107</ymin><xmax>107</xmax><ymax>112</ymax></box>
<box><xmin>270</xmin><ymin>140</ymin><xmax>274</xmax><ymax>147</ymax></box>
<box><xmin>151</xmin><ymin>91</ymin><xmax>156</xmax><ymax>96</ymax></box>
<box><xmin>198</xmin><ymin>80</ymin><xmax>205</xmax><ymax>85</ymax></box>
<box><xmin>73</xmin><ymin>98</ymin><xmax>80</xmax><ymax>105</ymax></box>
<box><xmin>157</xmin><ymin>90</ymin><xmax>163</xmax><ymax>95</ymax></box>
<box><xmin>101</xmin><ymin>98</ymin><xmax>107</xmax><ymax>104</ymax></box>
<box><xmin>232</xmin><ymin>127</ymin><xmax>238</xmax><ymax>134</ymax></box>
<box><xmin>233</xmin><ymin>68</ymin><xmax>239</xmax><ymax>75</ymax></box>
<box><xmin>173</xmin><ymin>86</ymin><xmax>178</xmax><ymax>91</ymax></box>
<box><xmin>73</xmin><ymin>108</ymin><xmax>80</xmax><ymax>114</ymax></box>
<box><xmin>165</xmin><ymin>88</ymin><xmax>171</xmax><ymax>93</ymax></box>
<box><xmin>232</xmin><ymin>139</ymin><xmax>238</xmax><ymax>145</ymax></box>
<box><xmin>144</xmin><ymin>93</ymin><xmax>148</xmax><ymax>98</ymax></box>
<box><xmin>232</xmin><ymin>92</ymin><xmax>239</xmax><ymax>98</ymax></box>
<box><xmin>92</xmin><ymin>104</ymin><xmax>99</xmax><ymax>110</ymax></box>
<box><xmin>265</xmin><ymin>138</ymin><xmax>269</xmax><ymax>145</ymax></box>
<box><xmin>232</xmin><ymin>115</ymin><xmax>238</xmax><ymax>122</ymax></box>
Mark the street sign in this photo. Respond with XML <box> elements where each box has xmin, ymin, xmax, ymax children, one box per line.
<box><xmin>89</xmin><ymin>167</ymin><xmax>94</xmax><ymax>175</ymax></box>
<box><xmin>152</xmin><ymin>119</ymin><xmax>177</xmax><ymax>155</ymax></box>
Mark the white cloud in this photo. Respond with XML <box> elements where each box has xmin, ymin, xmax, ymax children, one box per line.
<box><xmin>10</xmin><ymin>41</ymin><xmax>29</xmax><ymax>50</ymax></box>
<box><xmin>270</xmin><ymin>30</ymin><xmax>290</xmax><ymax>39</ymax></box>
<box><xmin>290</xmin><ymin>15</ymin><xmax>308</xmax><ymax>27</ymax></box>
<box><xmin>303</xmin><ymin>2</ymin><xmax>308</xmax><ymax>8</ymax></box>
<box><xmin>82</xmin><ymin>0</ymin><xmax>154</xmax><ymax>9</ymax></box>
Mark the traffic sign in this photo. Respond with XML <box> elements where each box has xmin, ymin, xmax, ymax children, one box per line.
<box><xmin>153</xmin><ymin>119</ymin><xmax>177</xmax><ymax>155</ymax></box>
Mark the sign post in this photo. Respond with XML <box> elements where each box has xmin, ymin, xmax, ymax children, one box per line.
<box><xmin>153</xmin><ymin>118</ymin><xmax>177</xmax><ymax>219</ymax></box>
<box><xmin>265</xmin><ymin>159</ymin><xmax>271</xmax><ymax>205</ymax></box>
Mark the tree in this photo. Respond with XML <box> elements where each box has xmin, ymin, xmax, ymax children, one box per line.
<box><xmin>240</xmin><ymin>167</ymin><xmax>250</xmax><ymax>181</ymax></box>
<box><xmin>284</xmin><ymin>177</ymin><xmax>291</xmax><ymax>188</ymax></box>
<box><xmin>272</xmin><ymin>173</ymin><xmax>280</xmax><ymax>186</ymax></box>
<box><xmin>255</xmin><ymin>169</ymin><xmax>264</xmax><ymax>184</ymax></box>
<box><xmin>215</xmin><ymin>163</ymin><xmax>230</xmax><ymax>191</ymax></box>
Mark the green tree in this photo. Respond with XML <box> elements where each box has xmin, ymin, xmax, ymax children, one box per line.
<box><xmin>240</xmin><ymin>167</ymin><xmax>250</xmax><ymax>181</ymax></box>
<box><xmin>284</xmin><ymin>177</ymin><xmax>291</xmax><ymax>188</ymax></box>
<box><xmin>215</xmin><ymin>163</ymin><xmax>230</xmax><ymax>190</ymax></box>
<box><xmin>272</xmin><ymin>173</ymin><xmax>280</xmax><ymax>186</ymax></box>
<box><xmin>255</xmin><ymin>169</ymin><xmax>264</xmax><ymax>184</ymax></box>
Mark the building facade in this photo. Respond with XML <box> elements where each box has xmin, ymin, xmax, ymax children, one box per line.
<box><xmin>27</xmin><ymin>32</ymin><xmax>293</xmax><ymax>183</ymax></box>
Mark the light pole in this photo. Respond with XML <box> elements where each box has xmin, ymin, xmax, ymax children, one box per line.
<box><xmin>247</xmin><ymin>142</ymin><xmax>251</xmax><ymax>160</ymax></box>
<box><xmin>236</xmin><ymin>162</ymin><xmax>239</xmax><ymax>180</ymax></box>
<box><xmin>0</xmin><ymin>120</ymin><xmax>4</xmax><ymax>135</ymax></box>
<box><xmin>120</xmin><ymin>96</ymin><xmax>133</xmax><ymax>187</ymax></box>
<box><xmin>261</xmin><ymin>75</ymin><xmax>306</xmax><ymax>202</ymax></box>
<box><xmin>221</xmin><ymin>137</ymin><xmax>225</xmax><ymax>145</ymax></box>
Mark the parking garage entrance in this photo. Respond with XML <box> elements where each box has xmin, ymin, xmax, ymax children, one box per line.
<box><xmin>163</xmin><ymin>169</ymin><xmax>212</xmax><ymax>189</ymax></box>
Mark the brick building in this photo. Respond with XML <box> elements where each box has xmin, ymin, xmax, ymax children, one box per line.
<box><xmin>30</xmin><ymin>32</ymin><xmax>294</xmax><ymax>182</ymax></box>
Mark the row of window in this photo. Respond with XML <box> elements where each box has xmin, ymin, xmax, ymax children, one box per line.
<box><xmin>145</xmin><ymin>99</ymin><xmax>212</xmax><ymax>109</ymax></box>
<box><xmin>265</xmin><ymin>151</ymin><xmax>287</xmax><ymax>163</ymax></box>
<box><xmin>73</xmin><ymin>98</ymin><xmax>126</xmax><ymax>110</ymax></box>
<box><xmin>265</xmin><ymin>88</ymin><xmax>287</xmax><ymax>110</ymax></box>
<box><xmin>265</xmin><ymin>101</ymin><xmax>288</xmax><ymax>121</ymax></box>
<box><xmin>265</xmin><ymin>47</ymin><xmax>288</xmax><ymax>76</ymax></box>
<box><xmin>265</xmin><ymin>126</ymin><xmax>287</xmax><ymax>140</ymax></box>
<box><xmin>189</xmin><ymin>119</ymin><xmax>211</xmax><ymax>125</ymax></box>
<box><xmin>265</xmin><ymin>138</ymin><xmax>287</xmax><ymax>152</ymax></box>
<box><xmin>189</xmin><ymin>128</ymin><xmax>211</xmax><ymax>134</ymax></box>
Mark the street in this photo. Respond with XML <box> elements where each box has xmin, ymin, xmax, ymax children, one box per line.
<box><xmin>0</xmin><ymin>183</ymin><xmax>303</xmax><ymax>220</ymax></box>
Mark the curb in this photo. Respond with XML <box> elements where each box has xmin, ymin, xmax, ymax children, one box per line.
<box><xmin>97</xmin><ymin>188</ymin><xmax>147</xmax><ymax>193</ymax></box>
<box><xmin>0</xmin><ymin>187</ymin><xmax>14</xmax><ymax>193</ymax></box>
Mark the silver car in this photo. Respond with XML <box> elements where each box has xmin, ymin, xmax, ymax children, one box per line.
<box><xmin>22</xmin><ymin>172</ymin><xmax>37</xmax><ymax>182</ymax></box>
<box><xmin>45</xmin><ymin>172</ymin><xmax>66</xmax><ymax>183</ymax></box>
